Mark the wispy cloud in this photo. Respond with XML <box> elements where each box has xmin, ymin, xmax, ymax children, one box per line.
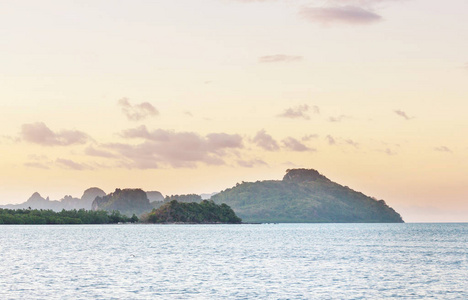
<box><xmin>27</xmin><ymin>154</ymin><xmax>49</xmax><ymax>161</ymax></box>
<box><xmin>1</xmin><ymin>135</ymin><xmax>20</xmax><ymax>144</ymax></box>
<box><xmin>120</xmin><ymin>125</ymin><xmax>169</xmax><ymax>141</ymax></box>
<box><xmin>328</xmin><ymin>115</ymin><xmax>349</xmax><ymax>122</ymax></box>
<box><xmin>394</xmin><ymin>109</ymin><xmax>413</xmax><ymax>120</ymax></box>
<box><xmin>326</xmin><ymin>135</ymin><xmax>336</xmax><ymax>145</ymax></box>
<box><xmin>345</xmin><ymin>139</ymin><xmax>359</xmax><ymax>148</ymax></box>
<box><xmin>283</xmin><ymin>137</ymin><xmax>316</xmax><ymax>152</ymax></box>
<box><xmin>330</xmin><ymin>0</ymin><xmax>407</xmax><ymax>5</ymax></box>
<box><xmin>299</xmin><ymin>5</ymin><xmax>382</xmax><ymax>26</ymax></box>
<box><xmin>258</xmin><ymin>55</ymin><xmax>304</xmax><ymax>63</ymax></box>
<box><xmin>253</xmin><ymin>129</ymin><xmax>280</xmax><ymax>151</ymax></box>
<box><xmin>24</xmin><ymin>162</ymin><xmax>50</xmax><ymax>170</ymax></box>
<box><xmin>21</xmin><ymin>122</ymin><xmax>89</xmax><ymax>146</ymax></box>
<box><xmin>105</xmin><ymin>126</ymin><xmax>244</xmax><ymax>169</ymax></box>
<box><xmin>302</xmin><ymin>134</ymin><xmax>319</xmax><ymax>141</ymax></box>
<box><xmin>434</xmin><ymin>146</ymin><xmax>452</xmax><ymax>153</ymax></box>
<box><xmin>56</xmin><ymin>159</ymin><xmax>92</xmax><ymax>171</ymax></box>
<box><xmin>84</xmin><ymin>146</ymin><xmax>116</xmax><ymax>158</ymax></box>
<box><xmin>118</xmin><ymin>98</ymin><xmax>159</xmax><ymax>121</ymax></box>
<box><xmin>278</xmin><ymin>104</ymin><xmax>319</xmax><ymax>120</ymax></box>
<box><xmin>234</xmin><ymin>0</ymin><xmax>274</xmax><ymax>2</ymax></box>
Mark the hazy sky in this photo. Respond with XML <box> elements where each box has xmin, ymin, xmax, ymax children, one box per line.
<box><xmin>1</xmin><ymin>0</ymin><xmax>467</xmax><ymax>222</ymax></box>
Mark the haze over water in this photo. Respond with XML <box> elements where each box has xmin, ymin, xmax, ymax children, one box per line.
<box><xmin>1</xmin><ymin>223</ymin><xmax>467</xmax><ymax>299</ymax></box>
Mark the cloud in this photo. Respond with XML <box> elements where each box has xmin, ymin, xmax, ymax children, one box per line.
<box><xmin>234</xmin><ymin>0</ymin><xmax>273</xmax><ymax>2</ymax></box>
<box><xmin>84</xmin><ymin>146</ymin><xmax>116</xmax><ymax>158</ymax></box>
<box><xmin>120</xmin><ymin>125</ymin><xmax>169</xmax><ymax>141</ymax></box>
<box><xmin>434</xmin><ymin>146</ymin><xmax>452</xmax><ymax>153</ymax></box>
<box><xmin>207</xmin><ymin>133</ymin><xmax>243</xmax><ymax>150</ymax></box>
<box><xmin>394</xmin><ymin>109</ymin><xmax>413</xmax><ymax>120</ymax></box>
<box><xmin>282</xmin><ymin>137</ymin><xmax>315</xmax><ymax>152</ymax></box>
<box><xmin>105</xmin><ymin>126</ymin><xmax>244</xmax><ymax>169</ymax></box>
<box><xmin>1</xmin><ymin>135</ymin><xmax>21</xmax><ymax>144</ymax></box>
<box><xmin>253</xmin><ymin>129</ymin><xmax>280</xmax><ymax>151</ymax></box>
<box><xmin>302</xmin><ymin>134</ymin><xmax>319</xmax><ymax>141</ymax></box>
<box><xmin>330</xmin><ymin>0</ymin><xmax>406</xmax><ymax>4</ymax></box>
<box><xmin>258</xmin><ymin>55</ymin><xmax>304</xmax><ymax>63</ymax></box>
<box><xmin>237</xmin><ymin>159</ymin><xmax>268</xmax><ymax>168</ymax></box>
<box><xmin>326</xmin><ymin>135</ymin><xmax>336</xmax><ymax>145</ymax></box>
<box><xmin>118</xmin><ymin>98</ymin><xmax>159</xmax><ymax>121</ymax></box>
<box><xmin>24</xmin><ymin>162</ymin><xmax>50</xmax><ymax>170</ymax></box>
<box><xmin>21</xmin><ymin>122</ymin><xmax>89</xmax><ymax>146</ymax></box>
<box><xmin>381</xmin><ymin>148</ymin><xmax>397</xmax><ymax>156</ymax></box>
<box><xmin>299</xmin><ymin>5</ymin><xmax>382</xmax><ymax>26</ymax></box>
<box><xmin>278</xmin><ymin>104</ymin><xmax>319</xmax><ymax>120</ymax></box>
<box><xmin>56</xmin><ymin>159</ymin><xmax>92</xmax><ymax>171</ymax></box>
<box><xmin>345</xmin><ymin>139</ymin><xmax>359</xmax><ymax>148</ymax></box>
<box><xmin>27</xmin><ymin>154</ymin><xmax>48</xmax><ymax>161</ymax></box>
<box><xmin>328</xmin><ymin>115</ymin><xmax>349</xmax><ymax>122</ymax></box>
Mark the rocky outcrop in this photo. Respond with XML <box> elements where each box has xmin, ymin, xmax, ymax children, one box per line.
<box><xmin>92</xmin><ymin>188</ymin><xmax>152</xmax><ymax>216</ymax></box>
<box><xmin>80</xmin><ymin>187</ymin><xmax>106</xmax><ymax>208</ymax></box>
<box><xmin>282</xmin><ymin>168</ymin><xmax>330</xmax><ymax>183</ymax></box>
<box><xmin>0</xmin><ymin>188</ymin><xmax>106</xmax><ymax>211</ymax></box>
<box><xmin>146</xmin><ymin>191</ymin><xmax>164</xmax><ymax>203</ymax></box>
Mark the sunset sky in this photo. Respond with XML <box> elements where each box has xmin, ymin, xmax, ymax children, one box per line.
<box><xmin>1</xmin><ymin>0</ymin><xmax>467</xmax><ymax>222</ymax></box>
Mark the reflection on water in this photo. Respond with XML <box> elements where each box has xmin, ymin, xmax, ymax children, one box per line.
<box><xmin>0</xmin><ymin>223</ymin><xmax>467</xmax><ymax>299</ymax></box>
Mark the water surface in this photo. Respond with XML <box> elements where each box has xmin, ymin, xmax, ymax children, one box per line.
<box><xmin>0</xmin><ymin>223</ymin><xmax>467</xmax><ymax>299</ymax></box>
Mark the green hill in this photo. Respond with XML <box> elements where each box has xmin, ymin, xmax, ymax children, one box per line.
<box><xmin>92</xmin><ymin>188</ymin><xmax>151</xmax><ymax>217</ymax></box>
<box><xmin>211</xmin><ymin>169</ymin><xmax>404</xmax><ymax>223</ymax></box>
<box><xmin>142</xmin><ymin>200</ymin><xmax>241</xmax><ymax>224</ymax></box>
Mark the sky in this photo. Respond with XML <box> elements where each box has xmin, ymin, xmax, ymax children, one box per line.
<box><xmin>1</xmin><ymin>0</ymin><xmax>467</xmax><ymax>222</ymax></box>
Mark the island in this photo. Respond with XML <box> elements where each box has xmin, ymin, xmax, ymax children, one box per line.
<box><xmin>0</xmin><ymin>168</ymin><xmax>405</xmax><ymax>224</ymax></box>
<box><xmin>141</xmin><ymin>200</ymin><xmax>242</xmax><ymax>224</ymax></box>
<box><xmin>211</xmin><ymin>168</ymin><xmax>404</xmax><ymax>223</ymax></box>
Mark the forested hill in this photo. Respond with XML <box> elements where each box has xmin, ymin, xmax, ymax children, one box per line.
<box><xmin>211</xmin><ymin>169</ymin><xmax>404</xmax><ymax>223</ymax></box>
<box><xmin>92</xmin><ymin>188</ymin><xmax>152</xmax><ymax>217</ymax></box>
<box><xmin>142</xmin><ymin>200</ymin><xmax>242</xmax><ymax>224</ymax></box>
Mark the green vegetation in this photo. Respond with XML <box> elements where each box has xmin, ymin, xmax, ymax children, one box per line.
<box><xmin>0</xmin><ymin>208</ymin><xmax>138</xmax><ymax>224</ymax></box>
<box><xmin>92</xmin><ymin>188</ymin><xmax>151</xmax><ymax>217</ymax></box>
<box><xmin>211</xmin><ymin>168</ymin><xmax>404</xmax><ymax>223</ymax></box>
<box><xmin>142</xmin><ymin>200</ymin><xmax>242</xmax><ymax>224</ymax></box>
<box><xmin>164</xmin><ymin>194</ymin><xmax>202</xmax><ymax>203</ymax></box>
<box><xmin>151</xmin><ymin>194</ymin><xmax>203</xmax><ymax>209</ymax></box>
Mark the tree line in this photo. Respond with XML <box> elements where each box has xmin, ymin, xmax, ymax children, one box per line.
<box><xmin>0</xmin><ymin>208</ymin><xmax>138</xmax><ymax>224</ymax></box>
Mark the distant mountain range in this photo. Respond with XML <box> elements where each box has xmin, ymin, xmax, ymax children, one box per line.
<box><xmin>1</xmin><ymin>168</ymin><xmax>405</xmax><ymax>223</ymax></box>
<box><xmin>0</xmin><ymin>188</ymin><xmax>164</xmax><ymax>212</ymax></box>
<box><xmin>0</xmin><ymin>188</ymin><xmax>106</xmax><ymax>211</ymax></box>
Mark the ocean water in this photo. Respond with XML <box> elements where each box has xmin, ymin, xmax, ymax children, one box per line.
<box><xmin>0</xmin><ymin>223</ymin><xmax>467</xmax><ymax>299</ymax></box>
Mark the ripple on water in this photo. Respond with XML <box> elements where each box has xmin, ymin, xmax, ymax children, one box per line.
<box><xmin>0</xmin><ymin>223</ymin><xmax>467</xmax><ymax>299</ymax></box>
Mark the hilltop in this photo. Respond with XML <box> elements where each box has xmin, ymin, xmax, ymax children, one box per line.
<box><xmin>142</xmin><ymin>200</ymin><xmax>241</xmax><ymax>224</ymax></box>
<box><xmin>92</xmin><ymin>188</ymin><xmax>152</xmax><ymax>217</ymax></box>
<box><xmin>211</xmin><ymin>168</ymin><xmax>404</xmax><ymax>223</ymax></box>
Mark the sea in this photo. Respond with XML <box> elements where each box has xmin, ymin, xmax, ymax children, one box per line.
<box><xmin>0</xmin><ymin>223</ymin><xmax>467</xmax><ymax>299</ymax></box>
